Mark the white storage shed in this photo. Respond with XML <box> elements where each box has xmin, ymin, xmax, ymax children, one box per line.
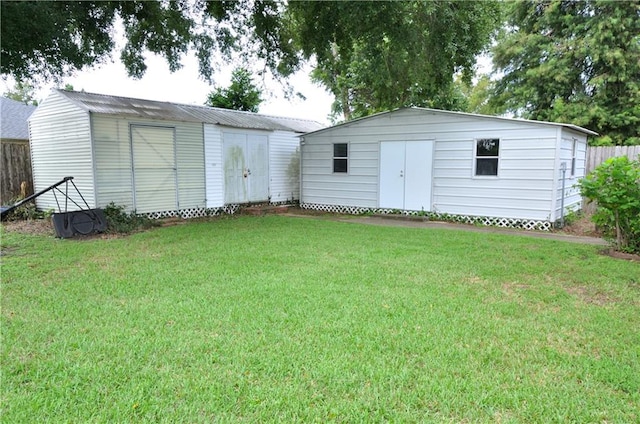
<box><xmin>300</xmin><ymin>108</ymin><xmax>596</xmax><ymax>230</ymax></box>
<box><xmin>28</xmin><ymin>90</ymin><xmax>322</xmax><ymax>217</ymax></box>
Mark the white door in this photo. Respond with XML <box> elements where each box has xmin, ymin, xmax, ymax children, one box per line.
<box><xmin>379</xmin><ymin>142</ymin><xmax>406</xmax><ymax>209</ymax></box>
<box><xmin>223</xmin><ymin>132</ymin><xmax>269</xmax><ymax>204</ymax></box>
<box><xmin>379</xmin><ymin>140</ymin><xmax>433</xmax><ymax>211</ymax></box>
<box><xmin>223</xmin><ymin>133</ymin><xmax>247</xmax><ymax>204</ymax></box>
<box><xmin>247</xmin><ymin>135</ymin><xmax>269</xmax><ymax>202</ymax></box>
<box><xmin>131</xmin><ymin>125</ymin><xmax>177</xmax><ymax>213</ymax></box>
<box><xmin>404</xmin><ymin>141</ymin><xmax>433</xmax><ymax>211</ymax></box>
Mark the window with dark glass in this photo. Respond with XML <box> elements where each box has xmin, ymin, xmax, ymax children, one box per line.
<box><xmin>475</xmin><ymin>138</ymin><xmax>499</xmax><ymax>176</ymax></box>
<box><xmin>333</xmin><ymin>143</ymin><xmax>348</xmax><ymax>173</ymax></box>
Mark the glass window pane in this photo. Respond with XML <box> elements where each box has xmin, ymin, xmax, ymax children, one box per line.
<box><xmin>476</xmin><ymin>139</ymin><xmax>499</xmax><ymax>156</ymax></box>
<box><xmin>476</xmin><ymin>158</ymin><xmax>498</xmax><ymax>176</ymax></box>
<box><xmin>333</xmin><ymin>158</ymin><xmax>347</xmax><ymax>173</ymax></box>
<box><xmin>334</xmin><ymin>143</ymin><xmax>348</xmax><ymax>158</ymax></box>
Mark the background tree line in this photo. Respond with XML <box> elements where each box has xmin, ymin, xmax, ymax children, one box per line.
<box><xmin>2</xmin><ymin>0</ymin><xmax>638</xmax><ymax>145</ymax></box>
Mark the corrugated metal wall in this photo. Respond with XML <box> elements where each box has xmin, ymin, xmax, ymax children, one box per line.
<box><xmin>203</xmin><ymin>124</ymin><xmax>224</xmax><ymax>208</ymax></box>
<box><xmin>28</xmin><ymin>91</ymin><xmax>94</xmax><ymax>211</ymax></box>
<box><xmin>268</xmin><ymin>130</ymin><xmax>300</xmax><ymax>203</ymax></box>
<box><xmin>175</xmin><ymin>123</ymin><xmax>206</xmax><ymax>210</ymax></box>
<box><xmin>92</xmin><ymin>115</ymin><xmax>205</xmax><ymax>213</ymax></box>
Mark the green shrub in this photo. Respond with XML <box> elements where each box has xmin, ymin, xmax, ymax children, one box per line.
<box><xmin>579</xmin><ymin>156</ymin><xmax>640</xmax><ymax>253</ymax></box>
<box><xmin>102</xmin><ymin>203</ymin><xmax>157</xmax><ymax>234</ymax></box>
<box><xmin>2</xmin><ymin>198</ymin><xmax>52</xmax><ymax>221</ymax></box>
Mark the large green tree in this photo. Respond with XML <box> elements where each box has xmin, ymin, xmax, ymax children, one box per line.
<box><xmin>2</xmin><ymin>1</ymin><xmax>501</xmax><ymax>122</ymax></box>
<box><xmin>205</xmin><ymin>68</ymin><xmax>263</xmax><ymax>112</ymax></box>
<box><xmin>286</xmin><ymin>1</ymin><xmax>502</xmax><ymax>120</ymax></box>
<box><xmin>492</xmin><ymin>0</ymin><xmax>640</xmax><ymax>145</ymax></box>
<box><xmin>0</xmin><ymin>1</ymin><xmax>294</xmax><ymax>83</ymax></box>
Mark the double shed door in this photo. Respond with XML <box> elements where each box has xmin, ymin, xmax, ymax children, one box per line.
<box><xmin>379</xmin><ymin>140</ymin><xmax>434</xmax><ymax>211</ymax></box>
<box><xmin>130</xmin><ymin>125</ymin><xmax>178</xmax><ymax>213</ymax></box>
<box><xmin>223</xmin><ymin>132</ymin><xmax>269</xmax><ymax>204</ymax></box>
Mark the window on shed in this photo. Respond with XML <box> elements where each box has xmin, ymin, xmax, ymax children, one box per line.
<box><xmin>475</xmin><ymin>138</ymin><xmax>499</xmax><ymax>176</ymax></box>
<box><xmin>333</xmin><ymin>143</ymin><xmax>348</xmax><ymax>173</ymax></box>
<box><xmin>571</xmin><ymin>138</ymin><xmax>577</xmax><ymax>177</ymax></box>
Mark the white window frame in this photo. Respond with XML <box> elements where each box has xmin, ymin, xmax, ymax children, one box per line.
<box><xmin>474</xmin><ymin>138</ymin><xmax>500</xmax><ymax>177</ymax></box>
<box><xmin>332</xmin><ymin>142</ymin><xmax>349</xmax><ymax>174</ymax></box>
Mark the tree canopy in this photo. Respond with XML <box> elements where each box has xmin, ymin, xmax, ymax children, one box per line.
<box><xmin>491</xmin><ymin>0</ymin><xmax>640</xmax><ymax>145</ymax></box>
<box><xmin>0</xmin><ymin>1</ymin><xmax>294</xmax><ymax>83</ymax></box>
<box><xmin>1</xmin><ymin>1</ymin><xmax>502</xmax><ymax>122</ymax></box>
<box><xmin>2</xmin><ymin>81</ymin><xmax>39</xmax><ymax>106</ymax></box>
<box><xmin>286</xmin><ymin>1</ymin><xmax>502</xmax><ymax>120</ymax></box>
<box><xmin>205</xmin><ymin>68</ymin><xmax>263</xmax><ymax>112</ymax></box>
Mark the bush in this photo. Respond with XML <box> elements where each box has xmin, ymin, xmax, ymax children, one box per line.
<box><xmin>579</xmin><ymin>156</ymin><xmax>640</xmax><ymax>253</ymax></box>
<box><xmin>102</xmin><ymin>203</ymin><xmax>157</xmax><ymax>234</ymax></box>
<box><xmin>2</xmin><ymin>198</ymin><xmax>51</xmax><ymax>221</ymax></box>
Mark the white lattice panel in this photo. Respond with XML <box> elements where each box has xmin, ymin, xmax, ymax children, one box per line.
<box><xmin>300</xmin><ymin>203</ymin><xmax>552</xmax><ymax>231</ymax></box>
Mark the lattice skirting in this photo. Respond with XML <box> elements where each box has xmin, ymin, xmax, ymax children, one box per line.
<box><xmin>300</xmin><ymin>203</ymin><xmax>553</xmax><ymax>231</ymax></box>
<box><xmin>143</xmin><ymin>204</ymin><xmax>241</xmax><ymax>220</ymax></box>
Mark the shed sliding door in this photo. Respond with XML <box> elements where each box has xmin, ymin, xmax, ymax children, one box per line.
<box><xmin>379</xmin><ymin>140</ymin><xmax>433</xmax><ymax>211</ymax></box>
<box><xmin>131</xmin><ymin>125</ymin><xmax>177</xmax><ymax>213</ymax></box>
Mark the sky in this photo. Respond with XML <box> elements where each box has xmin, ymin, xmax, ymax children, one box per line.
<box><xmin>1</xmin><ymin>52</ymin><xmax>336</xmax><ymax>125</ymax></box>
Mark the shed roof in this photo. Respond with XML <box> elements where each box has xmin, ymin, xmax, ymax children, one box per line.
<box><xmin>55</xmin><ymin>89</ymin><xmax>323</xmax><ymax>133</ymax></box>
<box><xmin>302</xmin><ymin>107</ymin><xmax>598</xmax><ymax>137</ymax></box>
<box><xmin>1</xmin><ymin>97</ymin><xmax>37</xmax><ymax>140</ymax></box>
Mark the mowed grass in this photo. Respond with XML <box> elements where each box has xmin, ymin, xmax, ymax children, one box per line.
<box><xmin>1</xmin><ymin>216</ymin><xmax>639</xmax><ymax>423</ymax></box>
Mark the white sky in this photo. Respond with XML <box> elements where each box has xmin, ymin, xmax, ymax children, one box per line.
<box><xmin>1</xmin><ymin>52</ymin><xmax>336</xmax><ymax>125</ymax></box>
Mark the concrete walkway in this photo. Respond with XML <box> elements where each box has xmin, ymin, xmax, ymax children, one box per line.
<box><xmin>285</xmin><ymin>213</ymin><xmax>608</xmax><ymax>246</ymax></box>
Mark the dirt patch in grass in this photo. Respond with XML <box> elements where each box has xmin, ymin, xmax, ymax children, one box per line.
<box><xmin>554</xmin><ymin>213</ymin><xmax>602</xmax><ymax>237</ymax></box>
<box><xmin>565</xmin><ymin>285</ymin><xmax>620</xmax><ymax>306</ymax></box>
<box><xmin>2</xmin><ymin>218</ymin><xmax>55</xmax><ymax>236</ymax></box>
<box><xmin>601</xmin><ymin>248</ymin><xmax>640</xmax><ymax>262</ymax></box>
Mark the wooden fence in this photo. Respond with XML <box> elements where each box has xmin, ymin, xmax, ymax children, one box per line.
<box><xmin>1</xmin><ymin>141</ymin><xmax>33</xmax><ymax>204</ymax></box>
<box><xmin>585</xmin><ymin>145</ymin><xmax>640</xmax><ymax>174</ymax></box>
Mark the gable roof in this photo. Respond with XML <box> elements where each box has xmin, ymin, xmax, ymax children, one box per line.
<box><xmin>1</xmin><ymin>97</ymin><xmax>37</xmax><ymax>140</ymax></box>
<box><xmin>302</xmin><ymin>107</ymin><xmax>597</xmax><ymax>137</ymax></box>
<box><xmin>54</xmin><ymin>89</ymin><xmax>323</xmax><ymax>133</ymax></box>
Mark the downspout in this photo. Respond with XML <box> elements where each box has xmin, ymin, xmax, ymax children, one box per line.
<box><xmin>559</xmin><ymin>162</ymin><xmax>567</xmax><ymax>228</ymax></box>
<box><xmin>299</xmin><ymin>136</ymin><xmax>305</xmax><ymax>206</ymax></box>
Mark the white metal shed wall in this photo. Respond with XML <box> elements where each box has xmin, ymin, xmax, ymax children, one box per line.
<box><xmin>92</xmin><ymin>115</ymin><xmax>133</xmax><ymax>207</ymax></box>
<box><xmin>28</xmin><ymin>91</ymin><xmax>95</xmax><ymax>211</ymax></box>
<box><xmin>268</xmin><ymin>130</ymin><xmax>301</xmax><ymax>202</ymax></box>
<box><xmin>175</xmin><ymin>122</ymin><xmax>206</xmax><ymax>210</ymax></box>
<box><xmin>204</xmin><ymin>126</ymin><xmax>302</xmax><ymax>206</ymax></box>
<box><xmin>203</xmin><ymin>124</ymin><xmax>224</xmax><ymax>208</ymax></box>
<box><xmin>92</xmin><ymin>115</ymin><xmax>205</xmax><ymax>212</ymax></box>
<box><xmin>301</xmin><ymin>108</ymin><xmax>563</xmax><ymax>221</ymax></box>
<box><xmin>552</xmin><ymin>129</ymin><xmax>588</xmax><ymax>220</ymax></box>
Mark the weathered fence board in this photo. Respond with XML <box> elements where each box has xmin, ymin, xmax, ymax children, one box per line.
<box><xmin>1</xmin><ymin>141</ymin><xmax>33</xmax><ymax>204</ymax></box>
<box><xmin>586</xmin><ymin>145</ymin><xmax>640</xmax><ymax>174</ymax></box>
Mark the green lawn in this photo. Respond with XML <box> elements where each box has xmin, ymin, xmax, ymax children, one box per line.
<box><xmin>2</xmin><ymin>216</ymin><xmax>639</xmax><ymax>423</ymax></box>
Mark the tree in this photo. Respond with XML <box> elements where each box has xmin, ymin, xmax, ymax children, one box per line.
<box><xmin>286</xmin><ymin>1</ymin><xmax>502</xmax><ymax>120</ymax></box>
<box><xmin>491</xmin><ymin>0</ymin><xmax>640</xmax><ymax>145</ymax></box>
<box><xmin>1</xmin><ymin>1</ymin><xmax>502</xmax><ymax>122</ymax></box>
<box><xmin>205</xmin><ymin>68</ymin><xmax>263</xmax><ymax>112</ymax></box>
<box><xmin>3</xmin><ymin>81</ymin><xmax>39</xmax><ymax>105</ymax></box>
<box><xmin>454</xmin><ymin>74</ymin><xmax>507</xmax><ymax>116</ymax></box>
<box><xmin>0</xmin><ymin>1</ymin><xmax>295</xmax><ymax>83</ymax></box>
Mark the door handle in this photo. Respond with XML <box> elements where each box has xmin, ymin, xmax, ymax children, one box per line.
<box><xmin>400</xmin><ymin>170</ymin><xmax>404</xmax><ymax>177</ymax></box>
